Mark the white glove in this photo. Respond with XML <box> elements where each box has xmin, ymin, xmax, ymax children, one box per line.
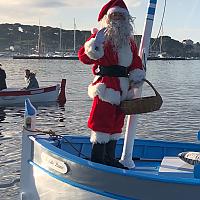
<box><xmin>94</xmin><ymin>28</ymin><xmax>106</xmax><ymax>48</ymax></box>
<box><xmin>129</xmin><ymin>69</ymin><xmax>146</xmax><ymax>84</ymax></box>
<box><xmin>129</xmin><ymin>80</ymin><xmax>144</xmax><ymax>88</ymax></box>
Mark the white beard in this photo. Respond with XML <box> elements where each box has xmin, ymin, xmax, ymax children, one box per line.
<box><xmin>104</xmin><ymin>18</ymin><xmax>134</xmax><ymax>51</ymax></box>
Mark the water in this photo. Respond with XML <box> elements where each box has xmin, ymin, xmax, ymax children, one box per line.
<box><xmin>0</xmin><ymin>58</ymin><xmax>200</xmax><ymax>199</ymax></box>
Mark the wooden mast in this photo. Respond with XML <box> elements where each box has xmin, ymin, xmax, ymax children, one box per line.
<box><xmin>119</xmin><ymin>0</ymin><xmax>158</xmax><ymax>168</ymax></box>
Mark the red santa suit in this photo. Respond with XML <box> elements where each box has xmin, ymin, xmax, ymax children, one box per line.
<box><xmin>78</xmin><ymin>0</ymin><xmax>145</xmax><ymax>144</ymax></box>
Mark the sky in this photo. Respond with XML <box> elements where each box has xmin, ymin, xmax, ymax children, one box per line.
<box><xmin>0</xmin><ymin>0</ymin><xmax>200</xmax><ymax>43</ymax></box>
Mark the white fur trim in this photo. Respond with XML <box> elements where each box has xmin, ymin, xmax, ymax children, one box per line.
<box><xmin>107</xmin><ymin>6</ymin><xmax>129</xmax><ymax>16</ymax></box>
<box><xmin>118</xmin><ymin>45</ymin><xmax>132</xmax><ymax>67</ymax></box>
<box><xmin>90</xmin><ymin>131</ymin><xmax>121</xmax><ymax>143</ymax></box>
<box><xmin>103</xmin><ymin>88</ymin><xmax>121</xmax><ymax>105</ymax></box>
<box><xmin>88</xmin><ymin>83</ymin><xmax>121</xmax><ymax>105</ymax></box>
<box><xmin>110</xmin><ymin>133</ymin><xmax>121</xmax><ymax>140</ymax></box>
<box><xmin>90</xmin><ymin>131</ymin><xmax>110</xmax><ymax>143</ymax></box>
<box><xmin>119</xmin><ymin>77</ymin><xmax>129</xmax><ymax>101</ymax></box>
<box><xmin>129</xmin><ymin>69</ymin><xmax>146</xmax><ymax>83</ymax></box>
<box><xmin>88</xmin><ymin>83</ymin><xmax>106</xmax><ymax>99</ymax></box>
<box><xmin>92</xmin><ymin>75</ymin><xmax>101</xmax><ymax>83</ymax></box>
<box><xmin>126</xmin><ymin>88</ymin><xmax>135</xmax><ymax>100</ymax></box>
<box><xmin>84</xmin><ymin>38</ymin><xmax>104</xmax><ymax>60</ymax></box>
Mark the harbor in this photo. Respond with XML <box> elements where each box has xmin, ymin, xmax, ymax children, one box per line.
<box><xmin>0</xmin><ymin>58</ymin><xmax>200</xmax><ymax>199</ymax></box>
<box><xmin>1</xmin><ymin>0</ymin><xmax>200</xmax><ymax>199</ymax></box>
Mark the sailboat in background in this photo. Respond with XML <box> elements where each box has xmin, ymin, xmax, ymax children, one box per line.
<box><xmin>20</xmin><ymin>1</ymin><xmax>200</xmax><ymax>199</ymax></box>
<box><xmin>13</xmin><ymin>19</ymin><xmax>79</xmax><ymax>60</ymax></box>
<box><xmin>64</xmin><ymin>18</ymin><xmax>79</xmax><ymax>60</ymax></box>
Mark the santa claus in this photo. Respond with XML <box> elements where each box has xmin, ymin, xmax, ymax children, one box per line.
<box><xmin>78</xmin><ymin>0</ymin><xmax>145</xmax><ymax>168</ymax></box>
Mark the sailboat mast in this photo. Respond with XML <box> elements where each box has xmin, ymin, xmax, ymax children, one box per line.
<box><xmin>73</xmin><ymin>18</ymin><xmax>76</xmax><ymax>53</ymax></box>
<box><xmin>38</xmin><ymin>20</ymin><xmax>41</xmax><ymax>56</ymax></box>
<box><xmin>159</xmin><ymin>24</ymin><xmax>163</xmax><ymax>54</ymax></box>
<box><xmin>120</xmin><ymin>0</ymin><xmax>158</xmax><ymax>168</ymax></box>
<box><xmin>59</xmin><ymin>24</ymin><xmax>62</xmax><ymax>52</ymax></box>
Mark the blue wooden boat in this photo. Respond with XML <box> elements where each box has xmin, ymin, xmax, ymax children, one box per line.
<box><xmin>20</xmin><ymin>130</ymin><xmax>200</xmax><ymax>200</ymax></box>
<box><xmin>19</xmin><ymin>1</ymin><xmax>200</xmax><ymax>199</ymax></box>
<box><xmin>20</xmin><ymin>99</ymin><xmax>200</xmax><ymax>200</ymax></box>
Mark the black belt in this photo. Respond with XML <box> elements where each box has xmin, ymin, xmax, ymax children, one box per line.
<box><xmin>96</xmin><ymin>65</ymin><xmax>128</xmax><ymax>77</ymax></box>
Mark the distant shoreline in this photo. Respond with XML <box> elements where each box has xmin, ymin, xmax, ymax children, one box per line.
<box><xmin>11</xmin><ymin>55</ymin><xmax>199</xmax><ymax>61</ymax></box>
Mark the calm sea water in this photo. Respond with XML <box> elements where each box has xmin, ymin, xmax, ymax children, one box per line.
<box><xmin>0</xmin><ymin>58</ymin><xmax>200</xmax><ymax>199</ymax></box>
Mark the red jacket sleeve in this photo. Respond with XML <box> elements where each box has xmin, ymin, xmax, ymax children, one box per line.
<box><xmin>78</xmin><ymin>34</ymin><xmax>97</xmax><ymax>65</ymax></box>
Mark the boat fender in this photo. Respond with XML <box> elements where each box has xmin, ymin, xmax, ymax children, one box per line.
<box><xmin>24</xmin><ymin>98</ymin><xmax>37</xmax><ymax>131</ymax></box>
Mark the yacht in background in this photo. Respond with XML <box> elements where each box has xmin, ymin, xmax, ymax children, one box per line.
<box><xmin>63</xmin><ymin>18</ymin><xmax>78</xmax><ymax>60</ymax></box>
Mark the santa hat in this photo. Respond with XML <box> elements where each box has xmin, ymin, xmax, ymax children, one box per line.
<box><xmin>98</xmin><ymin>0</ymin><xmax>129</xmax><ymax>22</ymax></box>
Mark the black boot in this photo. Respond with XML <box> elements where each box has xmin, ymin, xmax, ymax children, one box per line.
<box><xmin>91</xmin><ymin>143</ymin><xmax>106</xmax><ymax>164</ymax></box>
<box><xmin>105</xmin><ymin>140</ymin><xmax>128</xmax><ymax>169</ymax></box>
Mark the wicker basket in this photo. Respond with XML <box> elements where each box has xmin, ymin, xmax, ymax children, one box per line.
<box><xmin>120</xmin><ymin>79</ymin><xmax>163</xmax><ymax>115</ymax></box>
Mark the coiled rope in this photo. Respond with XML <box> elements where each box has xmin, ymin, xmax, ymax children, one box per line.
<box><xmin>23</xmin><ymin>126</ymin><xmax>89</xmax><ymax>159</ymax></box>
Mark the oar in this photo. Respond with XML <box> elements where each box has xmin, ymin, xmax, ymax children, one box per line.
<box><xmin>119</xmin><ymin>0</ymin><xmax>158</xmax><ymax>169</ymax></box>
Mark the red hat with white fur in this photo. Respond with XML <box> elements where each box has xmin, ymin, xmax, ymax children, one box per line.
<box><xmin>98</xmin><ymin>0</ymin><xmax>129</xmax><ymax>22</ymax></box>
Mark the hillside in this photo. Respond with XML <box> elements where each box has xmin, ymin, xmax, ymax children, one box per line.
<box><xmin>0</xmin><ymin>23</ymin><xmax>199</xmax><ymax>58</ymax></box>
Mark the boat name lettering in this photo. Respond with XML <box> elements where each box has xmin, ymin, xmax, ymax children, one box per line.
<box><xmin>41</xmin><ymin>152</ymin><xmax>68</xmax><ymax>174</ymax></box>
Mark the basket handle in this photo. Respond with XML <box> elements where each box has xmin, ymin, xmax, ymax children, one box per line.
<box><xmin>143</xmin><ymin>79</ymin><xmax>161</xmax><ymax>97</ymax></box>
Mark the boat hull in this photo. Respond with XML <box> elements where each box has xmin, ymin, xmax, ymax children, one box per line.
<box><xmin>20</xmin><ymin>134</ymin><xmax>200</xmax><ymax>200</ymax></box>
<box><xmin>0</xmin><ymin>85</ymin><xmax>60</xmax><ymax>106</ymax></box>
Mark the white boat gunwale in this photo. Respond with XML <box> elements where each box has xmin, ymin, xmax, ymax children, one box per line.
<box><xmin>30</xmin><ymin>135</ymin><xmax>200</xmax><ymax>185</ymax></box>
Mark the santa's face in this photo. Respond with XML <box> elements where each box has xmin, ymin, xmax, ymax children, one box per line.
<box><xmin>108</xmin><ymin>12</ymin><xmax>126</xmax><ymax>21</ymax></box>
<box><xmin>104</xmin><ymin>12</ymin><xmax>133</xmax><ymax>50</ymax></box>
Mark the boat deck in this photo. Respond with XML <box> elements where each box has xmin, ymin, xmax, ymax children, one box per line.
<box><xmin>128</xmin><ymin>158</ymin><xmax>194</xmax><ymax>179</ymax></box>
<box><xmin>36</xmin><ymin>135</ymin><xmax>196</xmax><ymax>180</ymax></box>
<box><xmin>131</xmin><ymin>160</ymin><xmax>160</xmax><ymax>175</ymax></box>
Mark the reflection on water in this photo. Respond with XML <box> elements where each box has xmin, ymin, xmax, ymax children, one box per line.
<box><xmin>0</xmin><ymin>107</ymin><xmax>6</xmax><ymax>123</ymax></box>
<box><xmin>0</xmin><ymin>58</ymin><xmax>199</xmax><ymax>199</ymax></box>
<box><xmin>0</xmin><ymin>104</ymin><xmax>68</xmax><ymax>200</ymax></box>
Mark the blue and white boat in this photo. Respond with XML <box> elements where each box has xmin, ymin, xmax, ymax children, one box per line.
<box><xmin>20</xmin><ymin>0</ymin><xmax>200</xmax><ymax>199</ymax></box>
<box><xmin>20</xmin><ymin>128</ymin><xmax>200</xmax><ymax>200</ymax></box>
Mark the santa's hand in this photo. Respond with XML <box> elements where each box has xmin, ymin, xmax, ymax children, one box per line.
<box><xmin>94</xmin><ymin>28</ymin><xmax>106</xmax><ymax>47</ymax></box>
<box><xmin>129</xmin><ymin>80</ymin><xmax>144</xmax><ymax>88</ymax></box>
<box><xmin>129</xmin><ymin>69</ymin><xmax>146</xmax><ymax>85</ymax></box>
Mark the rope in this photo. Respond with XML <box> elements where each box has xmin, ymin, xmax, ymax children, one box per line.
<box><xmin>150</xmin><ymin>0</ymin><xmax>167</xmax><ymax>49</ymax></box>
<box><xmin>23</xmin><ymin>126</ymin><xmax>89</xmax><ymax>159</ymax></box>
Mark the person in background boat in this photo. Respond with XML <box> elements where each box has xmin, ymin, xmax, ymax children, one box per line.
<box><xmin>0</xmin><ymin>64</ymin><xmax>7</xmax><ymax>90</ymax></box>
<box><xmin>24</xmin><ymin>69</ymin><xmax>39</xmax><ymax>90</ymax></box>
<box><xmin>78</xmin><ymin>0</ymin><xmax>145</xmax><ymax>168</ymax></box>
